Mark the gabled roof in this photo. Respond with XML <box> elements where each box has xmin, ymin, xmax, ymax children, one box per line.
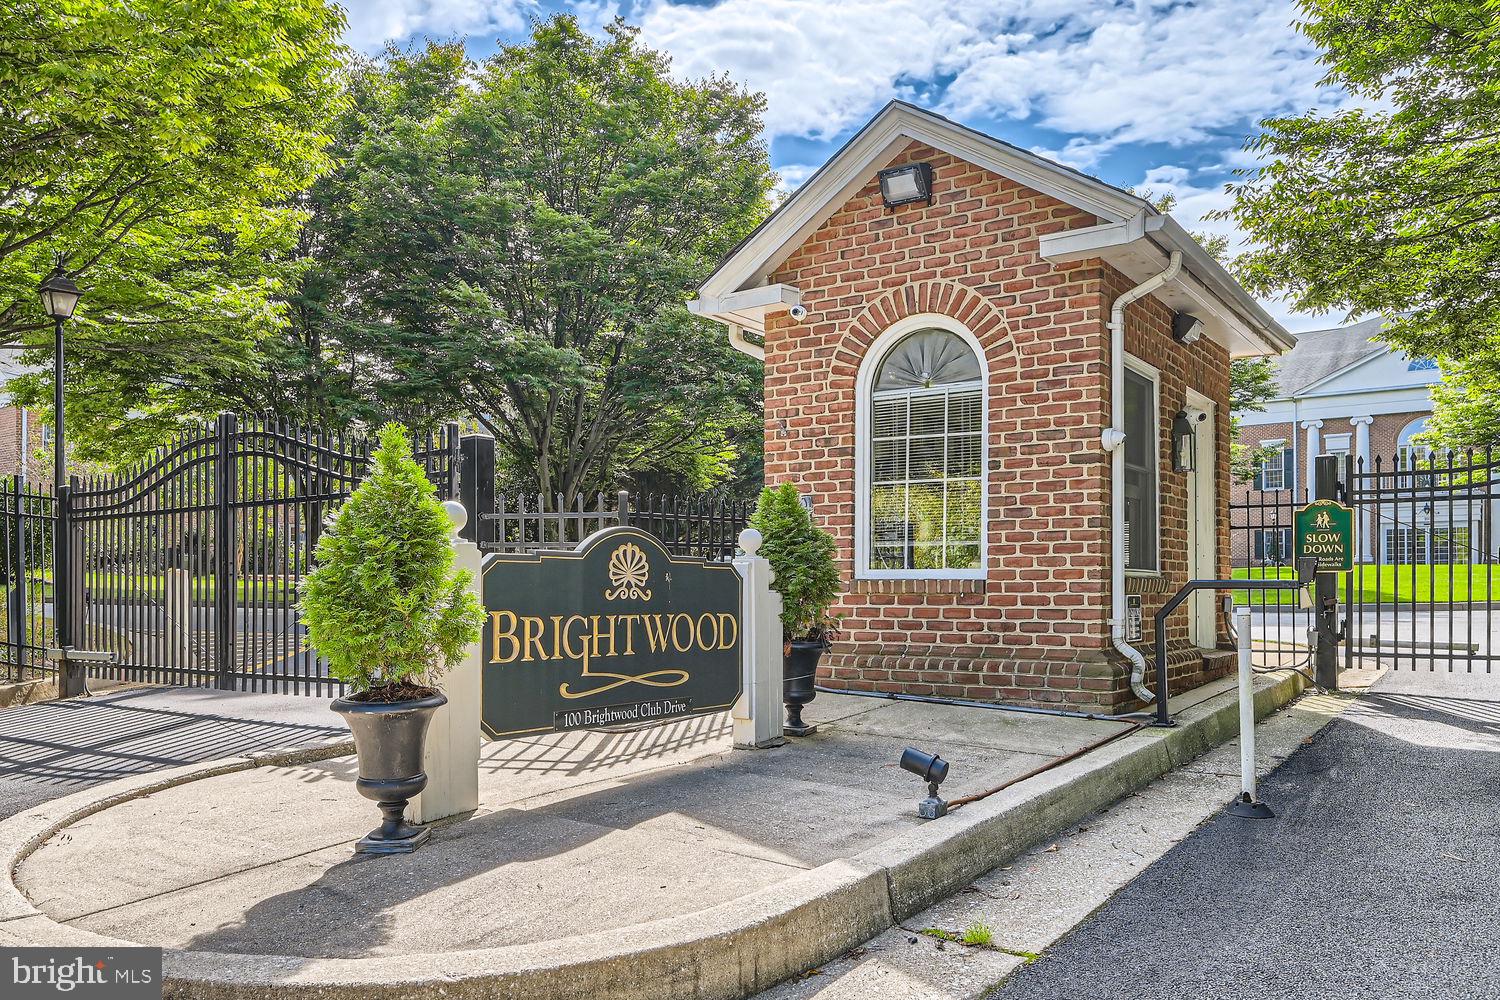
<box><xmin>1272</xmin><ymin>316</ymin><xmax>1390</xmax><ymax>396</ymax></box>
<box><xmin>692</xmin><ymin>101</ymin><xmax>1293</xmax><ymax>357</ymax></box>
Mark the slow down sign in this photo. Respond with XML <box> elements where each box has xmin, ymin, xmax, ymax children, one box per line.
<box><xmin>1294</xmin><ymin>499</ymin><xmax>1356</xmax><ymax>573</ymax></box>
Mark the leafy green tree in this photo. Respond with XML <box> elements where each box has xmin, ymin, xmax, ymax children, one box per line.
<box><xmin>313</xmin><ymin>16</ymin><xmax>773</xmax><ymax>495</ymax></box>
<box><xmin>1422</xmin><ymin>358</ymin><xmax>1500</xmax><ymax>453</ymax></box>
<box><xmin>749</xmin><ymin>484</ymin><xmax>840</xmax><ymax>642</ymax></box>
<box><xmin>300</xmin><ymin>423</ymin><xmax>483</xmax><ymax>696</ymax></box>
<box><xmin>0</xmin><ymin>0</ymin><xmax>347</xmax><ymax>461</ymax></box>
<box><xmin>1223</xmin><ymin>1</ymin><xmax>1500</xmax><ymax>363</ymax></box>
<box><xmin>1230</xmin><ymin>356</ymin><xmax>1281</xmax><ymax>482</ymax></box>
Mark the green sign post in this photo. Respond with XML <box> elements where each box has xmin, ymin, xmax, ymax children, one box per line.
<box><xmin>1294</xmin><ymin>499</ymin><xmax>1356</xmax><ymax>573</ymax></box>
<box><xmin>480</xmin><ymin>527</ymin><xmax>743</xmax><ymax>740</ymax></box>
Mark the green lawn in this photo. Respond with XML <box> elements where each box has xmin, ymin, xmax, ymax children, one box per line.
<box><xmin>1233</xmin><ymin>564</ymin><xmax>1500</xmax><ymax>605</ymax></box>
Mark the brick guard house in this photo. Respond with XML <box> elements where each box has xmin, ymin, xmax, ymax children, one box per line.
<box><xmin>692</xmin><ymin>103</ymin><xmax>1293</xmax><ymax>712</ymax></box>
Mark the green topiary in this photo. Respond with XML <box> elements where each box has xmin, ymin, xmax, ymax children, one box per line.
<box><xmin>301</xmin><ymin>423</ymin><xmax>485</xmax><ymax>699</ymax></box>
<box><xmin>749</xmin><ymin>483</ymin><xmax>841</xmax><ymax>643</ymax></box>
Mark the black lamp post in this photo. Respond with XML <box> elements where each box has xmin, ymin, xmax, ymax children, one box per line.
<box><xmin>38</xmin><ymin>265</ymin><xmax>82</xmax><ymax>694</ymax></box>
<box><xmin>38</xmin><ymin>266</ymin><xmax>80</xmax><ymax>491</ymax></box>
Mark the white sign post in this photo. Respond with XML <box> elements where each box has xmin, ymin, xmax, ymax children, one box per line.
<box><xmin>411</xmin><ymin>501</ymin><xmax>483</xmax><ymax>824</ymax></box>
<box><xmin>732</xmin><ymin>528</ymin><xmax>785</xmax><ymax>749</ymax></box>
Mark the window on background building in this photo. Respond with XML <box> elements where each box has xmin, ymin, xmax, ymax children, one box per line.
<box><xmin>867</xmin><ymin>327</ymin><xmax>983</xmax><ymax>574</ymax></box>
<box><xmin>1385</xmin><ymin>527</ymin><xmax>1428</xmax><ymax>565</ymax></box>
<box><xmin>1123</xmin><ymin>364</ymin><xmax>1158</xmax><ymax>571</ymax></box>
<box><xmin>1253</xmin><ymin>527</ymin><xmax>1293</xmax><ymax>565</ymax></box>
<box><xmin>1396</xmin><ymin>417</ymin><xmax>1433</xmax><ymax>487</ymax></box>
<box><xmin>1256</xmin><ymin>444</ymin><xmax>1292</xmax><ymax>492</ymax></box>
<box><xmin>1326</xmin><ymin>448</ymin><xmax>1350</xmax><ymax>486</ymax></box>
<box><xmin>1407</xmin><ymin>358</ymin><xmax>1439</xmax><ymax>372</ymax></box>
<box><xmin>1432</xmin><ymin>527</ymin><xmax>1472</xmax><ymax>565</ymax></box>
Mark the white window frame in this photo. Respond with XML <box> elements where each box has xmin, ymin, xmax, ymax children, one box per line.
<box><xmin>1259</xmin><ymin>444</ymin><xmax>1287</xmax><ymax>491</ymax></box>
<box><xmin>1123</xmin><ymin>355</ymin><xmax>1161</xmax><ymax>576</ymax></box>
<box><xmin>854</xmin><ymin>314</ymin><xmax>988</xmax><ymax>580</ymax></box>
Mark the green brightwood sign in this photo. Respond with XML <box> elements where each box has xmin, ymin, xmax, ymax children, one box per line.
<box><xmin>1294</xmin><ymin>499</ymin><xmax>1356</xmax><ymax>573</ymax></box>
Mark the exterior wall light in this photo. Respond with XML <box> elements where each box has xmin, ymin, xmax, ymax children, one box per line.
<box><xmin>1172</xmin><ymin>409</ymin><xmax>1201</xmax><ymax>472</ymax></box>
<box><xmin>878</xmin><ymin>162</ymin><xmax>934</xmax><ymax>209</ymax></box>
<box><xmin>1173</xmin><ymin>312</ymin><xmax>1205</xmax><ymax>345</ymax></box>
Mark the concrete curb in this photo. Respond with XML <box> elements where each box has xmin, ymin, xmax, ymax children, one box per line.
<box><xmin>0</xmin><ymin>677</ymin><xmax>57</xmax><ymax>708</ymax></box>
<box><xmin>0</xmin><ymin>671</ymin><xmax>1306</xmax><ymax>1000</ymax></box>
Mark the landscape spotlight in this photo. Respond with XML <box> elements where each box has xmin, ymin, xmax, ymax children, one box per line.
<box><xmin>878</xmin><ymin>162</ymin><xmax>934</xmax><ymax>209</ymax></box>
<box><xmin>900</xmin><ymin>747</ymin><xmax>950</xmax><ymax>819</ymax></box>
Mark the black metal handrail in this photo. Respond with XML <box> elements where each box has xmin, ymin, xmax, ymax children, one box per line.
<box><xmin>1151</xmin><ymin>557</ymin><xmax>1317</xmax><ymax>727</ymax></box>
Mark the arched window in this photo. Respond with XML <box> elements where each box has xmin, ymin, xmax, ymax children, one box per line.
<box><xmin>1396</xmin><ymin>417</ymin><xmax>1430</xmax><ymax>471</ymax></box>
<box><xmin>859</xmin><ymin>321</ymin><xmax>986</xmax><ymax>577</ymax></box>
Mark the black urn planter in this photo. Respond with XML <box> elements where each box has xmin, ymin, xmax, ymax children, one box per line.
<box><xmin>331</xmin><ymin>690</ymin><xmax>447</xmax><ymax>854</ymax></box>
<box><xmin>783</xmin><ymin>638</ymin><xmax>825</xmax><ymax>737</ymax></box>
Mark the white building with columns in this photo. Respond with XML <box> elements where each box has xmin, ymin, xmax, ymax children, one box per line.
<box><xmin>1232</xmin><ymin>316</ymin><xmax>1469</xmax><ymax>566</ymax></box>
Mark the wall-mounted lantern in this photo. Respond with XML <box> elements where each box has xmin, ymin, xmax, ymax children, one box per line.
<box><xmin>878</xmin><ymin>162</ymin><xmax>934</xmax><ymax>209</ymax></box>
<box><xmin>1172</xmin><ymin>409</ymin><xmax>1197</xmax><ymax>472</ymax></box>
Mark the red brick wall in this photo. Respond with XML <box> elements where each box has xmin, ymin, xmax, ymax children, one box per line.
<box><xmin>761</xmin><ymin>141</ymin><xmax>1234</xmax><ymax>710</ymax></box>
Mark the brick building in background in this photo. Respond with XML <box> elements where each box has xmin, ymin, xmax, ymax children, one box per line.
<box><xmin>0</xmin><ymin>358</ymin><xmax>45</xmax><ymax>486</ymax></box>
<box><xmin>1231</xmin><ymin>317</ymin><xmax>1447</xmax><ymax>567</ymax></box>
<box><xmin>692</xmin><ymin>102</ymin><xmax>1292</xmax><ymax>712</ymax></box>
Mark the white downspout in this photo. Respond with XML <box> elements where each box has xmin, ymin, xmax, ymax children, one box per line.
<box><xmin>726</xmin><ymin>323</ymin><xmax>765</xmax><ymax>361</ymax></box>
<box><xmin>1104</xmin><ymin>250</ymin><xmax>1182</xmax><ymax>703</ymax></box>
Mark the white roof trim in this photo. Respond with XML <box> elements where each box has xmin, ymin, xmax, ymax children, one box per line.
<box><xmin>692</xmin><ymin>100</ymin><xmax>1292</xmax><ymax>355</ymax></box>
<box><xmin>697</xmin><ymin>101</ymin><xmax>1150</xmax><ymax>303</ymax></box>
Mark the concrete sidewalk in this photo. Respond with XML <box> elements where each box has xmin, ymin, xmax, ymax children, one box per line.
<box><xmin>0</xmin><ymin>685</ymin><xmax>345</xmax><ymax>820</ymax></box>
<box><xmin>2</xmin><ymin>672</ymin><xmax>1308</xmax><ymax>1000</ymax></box>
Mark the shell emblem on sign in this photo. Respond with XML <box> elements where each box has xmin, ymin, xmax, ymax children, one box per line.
<box><xmin>604</xmin><ymin>542</ymin><xmax>653</xmax><ymax>601</ymax></box>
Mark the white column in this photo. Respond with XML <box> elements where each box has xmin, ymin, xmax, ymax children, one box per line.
<box><xmin>412</xmin><ymin>501</ymin><xmax>483</xmax><ymax>824</ymax></box>
<box><xmin>1301</xmin><ymin>419</ymin><xmax>1323</xmax><ymax>500</ymax></box>
<box><xmin>732</xmin><ymin>528</ymin><xmax>786</xmax><ymax>750</ymax></box>
<box><xmin>1350</xmin><ymin>417</ymin><xmax>1374</xmax><ymax>559</ymax></box>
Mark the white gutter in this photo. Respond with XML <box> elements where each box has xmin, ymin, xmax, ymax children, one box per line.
<box><xmin>1105</xmin><ymin>250</ymin><xmax>1182</xmax><ymax>703</ymax></box>
<box><xmin>726</xmin><ymin>323</ymin><xmax>765</xmax><ymax>361</ymax></box>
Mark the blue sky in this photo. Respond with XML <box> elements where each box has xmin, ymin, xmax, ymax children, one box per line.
<box><xmin>338</xmin><ymin>0</ymin><xmax>1355</xmax><ymax>333</ymax></box>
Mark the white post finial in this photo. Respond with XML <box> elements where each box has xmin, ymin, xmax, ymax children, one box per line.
<box><xmin>443</xmin><ymin>500</ymin><xmax>468</xmax><ymax>536</ymax></box>
<box><xmin>737</xmin><ymin>527</ymin><xmax>762</xmax><ymax>556</ymax></box>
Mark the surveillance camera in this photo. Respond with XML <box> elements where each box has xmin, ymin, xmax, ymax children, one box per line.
<box><xmin>788</xmin><ymin>304</ymin><xmax>808</xmax><ymax>322</ymax></box>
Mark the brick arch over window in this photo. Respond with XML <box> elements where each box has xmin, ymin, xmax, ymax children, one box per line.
<box><xmin>830</xmin><ymin>281</ymin><xmax>1019</xmax><ymax>383</ymax></box>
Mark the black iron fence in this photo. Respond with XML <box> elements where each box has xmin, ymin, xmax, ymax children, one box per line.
<box><xmin>3</xmin><ymin>414</ymin><xmax>749</xmax><ymax>696</ymax></box>
<box><xmin>1344</xmin><ymin>450</ymin><xmax>1500</xmax><ymax>673</ymax></box>
<box><xmin>0</xmin><ymin>480</ymin><xmax>57</xmax><ymax>684</ymax></box>
<box><xmin>484</xmin><ymin>490</ymin><xmax>750</xmax><ymax>562</ymax></box>
<box><xmin>1228</xmin><ymin>482</ymin><xmax>1315</xmax><ymax>667</ymax></box>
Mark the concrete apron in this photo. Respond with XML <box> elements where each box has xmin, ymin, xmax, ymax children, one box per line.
<box><xmin>0</xmin><ymin>673</ymin><xmax>1307</xmax><ymax>1000</ymax></box>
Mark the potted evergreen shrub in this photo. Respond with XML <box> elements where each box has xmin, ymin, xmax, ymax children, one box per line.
<box><xmin>749</xmin><ymin>483</ymin><xmax>840</xmax><ymax>736</ymax></box>
<box><xmin>301</xmin><ymin>423</ymin><xmax>485</xmax><ymax>854</ymax></box>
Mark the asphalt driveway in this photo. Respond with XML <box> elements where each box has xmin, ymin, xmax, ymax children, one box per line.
<box><xmin>993</xmin><ymin>669</ymin><xmax>1500</xmax><ymax>1000</ymax></box>
<box><xmin>0</xmin><ymin>686</ymin><xmax>345</xmax><ymax>820</ymax></box>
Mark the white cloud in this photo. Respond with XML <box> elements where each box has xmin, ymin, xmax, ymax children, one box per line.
<box><xmin>633</xmin><ymin>0</ymin><xmax>1341</xmax><ymax>148</ymax></box>
<box><xmin>338</xmin><ymin>0</ymin><xmax>533</xmax><ymax>52</ymax></box>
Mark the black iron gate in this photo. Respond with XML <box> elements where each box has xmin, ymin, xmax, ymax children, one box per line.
<box><xmin>67</xmin><ymin>415</ymin><xmax>461</xmax><ymax>696</ymax></box>
<box><xmin>1</xmin><ymin>413</ymin><xmax>753</xmax><ymax>698</ymax></box>
<box><xmin>1229</xmin><ymin>482</ymin><xmax>1315</xmax><ymax>668</ymax></box>
<box><xmin>1343</xmin><ymin>450</ymin><xmax>1500</xmax><ymax>673</ymax></box>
